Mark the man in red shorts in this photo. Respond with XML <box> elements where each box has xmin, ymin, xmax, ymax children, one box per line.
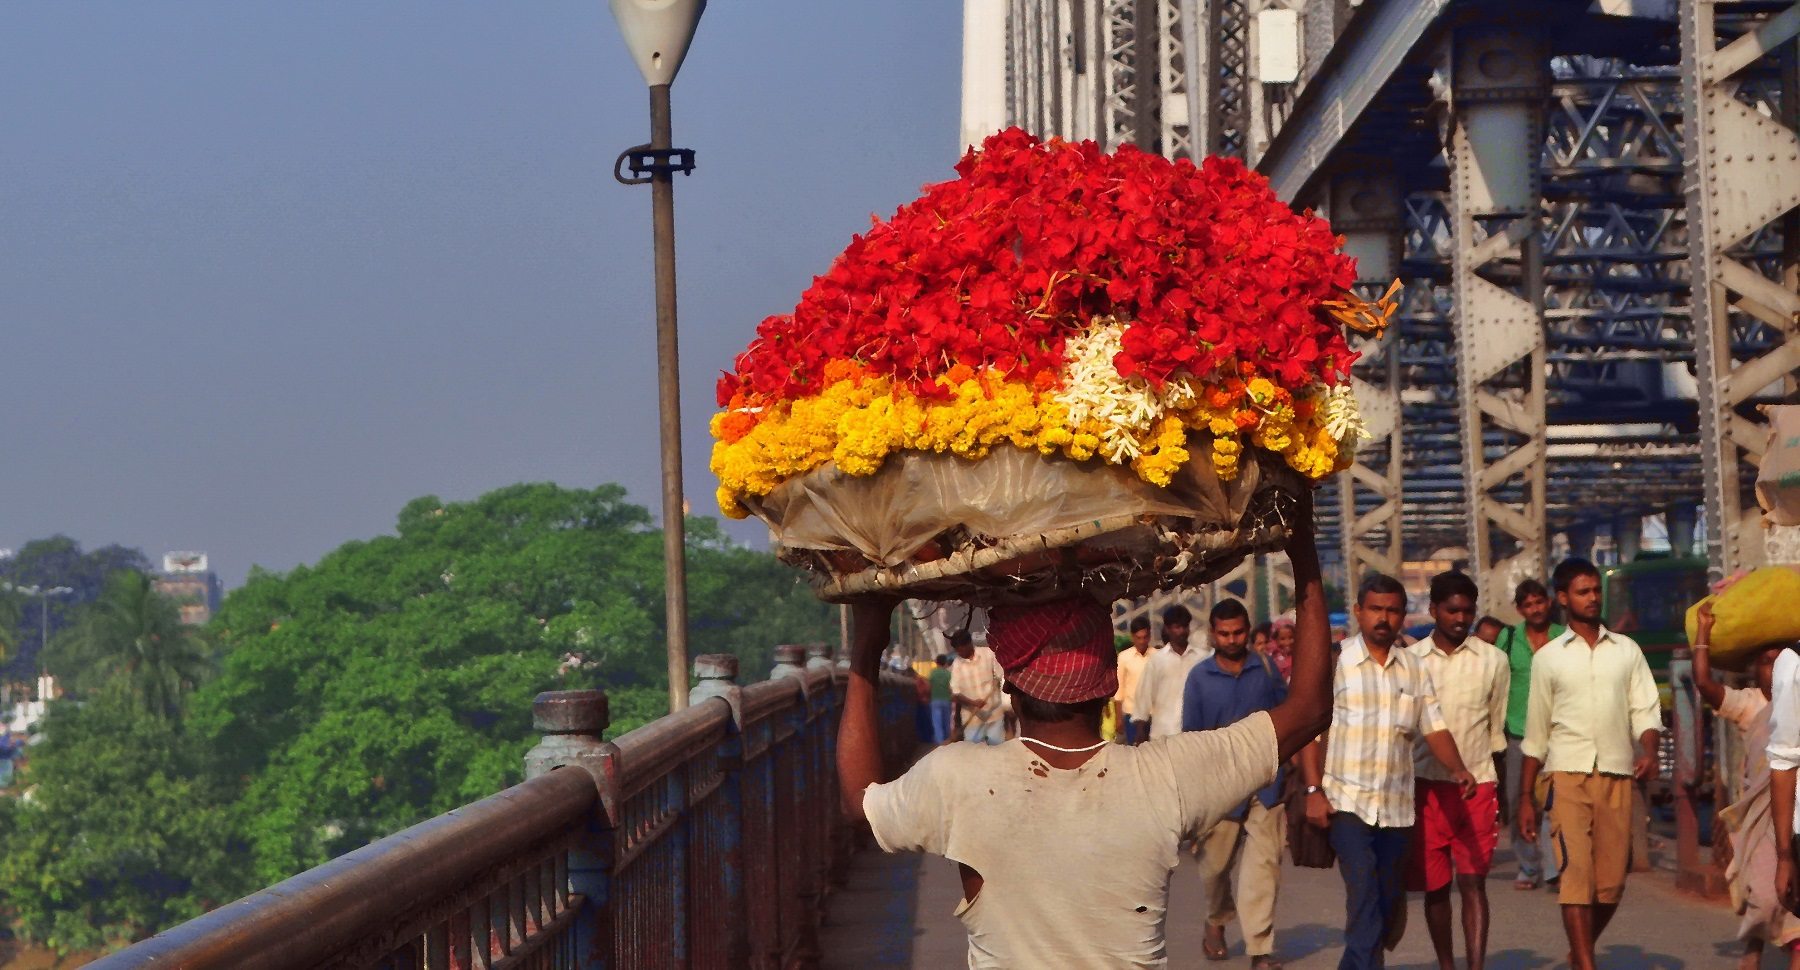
<box><xmin>1407</xmin><ymin>571</ymin><xmax>1509</xmax><ymax>970</ymax></box>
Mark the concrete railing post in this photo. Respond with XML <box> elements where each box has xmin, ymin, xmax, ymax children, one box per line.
<box><xmin>688</xmin><ymin>654</ymin><xmax>750</xmax><ymax>966</ymax></box>
<box><xmin>690</xmin><ymin>653</ymin><xmax>743</xmax><ymax>724</ymax></box>
<box><xmin>770</xmin><ymin>644</ymin><xmax>808</xmax><ymax>682</ymax></box>
<box><xmin>523</xmin><ymin>690</ymin><xmax>611</xmax><ymax>970</ymax></box>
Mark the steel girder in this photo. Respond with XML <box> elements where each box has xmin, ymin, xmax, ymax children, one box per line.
<box><xmin>1679</xmin><ymin>0</ymin><xmax>1800</xmax><ymax>575</ymax></box>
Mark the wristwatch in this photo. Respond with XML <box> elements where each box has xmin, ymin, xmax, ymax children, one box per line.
<box><xmin>1304</xmin><ymin>785</ymin><xmax>1321</xmax><ymax>795</ymax></box>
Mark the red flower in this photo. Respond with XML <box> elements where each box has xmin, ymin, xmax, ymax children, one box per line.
<box><xmin>717</xmin><ymin>128</ymin><xmax>1359</xmax><ymax>409</ymax></box>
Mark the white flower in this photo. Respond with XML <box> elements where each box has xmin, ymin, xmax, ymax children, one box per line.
<box><xmin>1318</xmin><ymin>383</ymin><xmax>1368</xmax><ymax>448</ymax></box>
<box><xmin>1054</xmin><ymin>319</ymin><xmax>1201</xmax><ymax>462</ymax></box>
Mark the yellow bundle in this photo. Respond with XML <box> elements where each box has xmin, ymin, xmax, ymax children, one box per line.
<box><xmin>1684</xmin><ymin>566</ymin><xmax>1800</xmax><ymax>669</ymax></box>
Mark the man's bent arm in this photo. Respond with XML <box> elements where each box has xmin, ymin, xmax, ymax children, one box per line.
<box><xmin>838</xmin><ymin>600</ymin><xmax>895</xmax><ymax>823</ymax></box>
<box><xmin>1269</xmin><ymin>492</ymin><xmax>1332</xmax><ymax>762</ymax></box>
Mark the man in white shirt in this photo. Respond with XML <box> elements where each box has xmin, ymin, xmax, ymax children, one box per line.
<box><xmin>1517</xmin><ymin>559</ymin><xmax>1662</xmax><ymax>970</ymax></box>
<box><xmin>833</xmin><ymin>500</ymin><xmax>1338</xmax><ymax>968</ymax></box>
<box><xmin>1115</xmin><ymin>616</ymin><xmax>1154</xmax><ymax>743</ymax></box>
<box><xmin>1406</xmin><ymin>571</ymin><xmax>1509</xmax><ymax>970</ymax></box>
<box><xmin>949</xmin><ymin>630</ymin><xmax>1007</xmax><ymax>745</ymax></box>
<box><xmin>1770</xmin><ymin>645</ymin><xmax>1800</xmax><ymax>919</ymax></box>
<box><xmin>1134</xmin><ymin>604</ymin><xmax>1211</xmax><ymax>740</ymax></box>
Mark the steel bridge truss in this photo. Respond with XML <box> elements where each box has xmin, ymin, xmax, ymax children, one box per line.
<box><xmin>980</xmin><ymin>0</ymin><xmax>1799</xmax><ymax>600</ymax></box>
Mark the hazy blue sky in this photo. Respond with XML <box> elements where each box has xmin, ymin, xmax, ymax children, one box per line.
<box><xmin>3</xmin><ymin>2</ymin><xmax>964</xmax><ymax>586</ymax></box>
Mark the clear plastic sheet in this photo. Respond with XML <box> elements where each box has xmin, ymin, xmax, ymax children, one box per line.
<box><xmin>741</xmin><ymin>438</ymin><xmax>1305</xmax><ymax>605</ymax></box>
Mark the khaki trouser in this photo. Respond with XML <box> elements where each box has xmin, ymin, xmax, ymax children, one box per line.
<box><xmin>1542</xmin><ymin>771</ymin><xmax>1633</xmax><ymax>905</ymax></box>
<box><xmin>1195</xmin><ymin>799</ymin><xmax>1286</xmax><ymax>956</ymax></box>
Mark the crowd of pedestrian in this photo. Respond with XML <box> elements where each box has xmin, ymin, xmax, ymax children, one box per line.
<box><xmin>842</xmin><ymin>532</ymin><xmax>1800</xmax><ymax>969</ymax></box>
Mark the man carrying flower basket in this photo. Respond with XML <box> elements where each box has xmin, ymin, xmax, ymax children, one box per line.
<box><xmin>835</xmin><ymin>494</ymin><xmax>1334</xmax><ymax>967</ymax></box>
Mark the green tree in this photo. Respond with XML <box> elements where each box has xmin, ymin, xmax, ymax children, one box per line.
<box><xmin>49</xmin><ymin>571</ymin><xmax>211</xmax><ymax>718</ymax></box>
<box><xmin>186</xmin><ymin>482</ymin><xmax>836</xmax><ymax>887</ymax></box>
<box><xmin>0</xmin><ymin>695</ymin><xmax>239</xmax><ymax>953</ymax></box>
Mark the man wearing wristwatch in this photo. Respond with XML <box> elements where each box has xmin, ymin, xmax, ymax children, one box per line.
<box><xmin>1298</xmin><ymin>572</ymin><xmax>1478</xmax><ymax>970</ymax></box>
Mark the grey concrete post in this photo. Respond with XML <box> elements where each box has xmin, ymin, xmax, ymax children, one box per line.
<box><xmin>770</xmin><ymin>644</ymin><xmax>807</xmax><ymax>682</ymax></box>
<box><xmin>804</xmin><ymin>642</ymin><xmax>835</xmax><ymax>672</ymax></box>
<box><xmin>687</xmin><ymin>653</ymin><xmax>749</xmax><ymax>964</ymax></box>
<box><xmin>524</xmin><ymin>689</ymin><xmax>610</xmax><ymax>780</ymax></box>
<box><xmin>522</xmin><ymin>690</ymin><xmax>610</xmax><ymax>970</ymax></box>
<box><xmin>690</xmin><ymin>653</ymin><xmax>743</xmax><ymax>726</ymax></box>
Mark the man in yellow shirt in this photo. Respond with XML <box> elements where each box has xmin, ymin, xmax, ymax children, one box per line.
<box><xmin>1517</xmin><ymin>558</ymin><xmax>1661</xmax><ymax>970</ymax></box>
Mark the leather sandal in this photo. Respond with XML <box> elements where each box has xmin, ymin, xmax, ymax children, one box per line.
<box><xmin>1202</xmin><ymin>926</ymin><xmax>1229</xmax><ymax>961</ymax></box>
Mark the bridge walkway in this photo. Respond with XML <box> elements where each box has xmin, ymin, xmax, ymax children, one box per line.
<box><xmin>822</xmin><ymin>833</ymin><xmax>1759</xmax><ymax>968</ymax></box>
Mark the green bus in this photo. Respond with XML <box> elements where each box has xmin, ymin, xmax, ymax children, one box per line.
<box><xmin>1601</xmin><ymin>555</ymin><xmax>1710</xmax><ymax>678</ymax></box>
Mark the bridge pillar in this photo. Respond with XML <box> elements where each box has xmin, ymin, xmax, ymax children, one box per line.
<box><xmin>1564</xmin><ymin>524</ymin><xmax>1597</xmax><ymax>566</ymax></box>
<box><xmin>523</xmin><ymin>690</ymin><xmax>611</xmax><ymax>970</ymax></box>
<box><xmin>1679</xmin><ymin>0</ymin><xmax>1800</xmax><ymax>578</ymax></box>
<box><xmin>1667</xmin><ymin>502</ymin><xmax>1699</xmax><ymax>558</ymax></box>
<box><xmin>1613</xmin><ymin>512</ymin><xmax>1643</xmax><ymax>564</ymax></box>
<box><xmin>1443</xmin><ymin>28</ymin><xmax>1550</xmax><ymax>621</ymax></box>
<box><xmin>1328</xmin><ymin>169</ymin><xmax>1406</xmax><ymax>601</ymax></box>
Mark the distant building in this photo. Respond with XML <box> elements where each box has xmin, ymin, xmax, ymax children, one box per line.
<box><xmin>154</xmin><ymin>551</ymin><xmax>223</xmax><ymax>626</ymax></box>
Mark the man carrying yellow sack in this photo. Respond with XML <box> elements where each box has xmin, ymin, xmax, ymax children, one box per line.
<box><xmin>1691</xmin><ymin>601</ymin><xmax>1800</xmax><ymax>969</ymax></box>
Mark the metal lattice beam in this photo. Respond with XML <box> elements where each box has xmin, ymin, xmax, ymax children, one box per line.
<box><xmin>1679</xmin><ymin>0</ymin><xmax>1800</xmax><ymax>575</ymax></box>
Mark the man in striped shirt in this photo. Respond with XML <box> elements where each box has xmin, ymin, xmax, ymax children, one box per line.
<box><xmin>1300</xmin><ymin>573</ymin><xmax>1478</xmax><ymax>970</ymax></box>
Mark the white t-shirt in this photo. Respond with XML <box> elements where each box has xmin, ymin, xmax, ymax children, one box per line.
<box><xmin>863</xmin><ymin>712</ymin><xmax>1279</xmax><ymax>968</ymax></box>
<box><xmin>1133</xmin><ymin>642</ymin><xmax>1212</xmax><ymax>739</ymax></box>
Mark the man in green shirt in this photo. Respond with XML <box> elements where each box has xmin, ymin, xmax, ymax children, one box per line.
<box><xmin>927</xmin><ymin>655</ymin><xmax>954</xmax><ymax>744</ymax></box>
<box><xmin>1497</xmin><ymin>578</ymin><xmax>1566</xmax><ymax>889</ymax></box>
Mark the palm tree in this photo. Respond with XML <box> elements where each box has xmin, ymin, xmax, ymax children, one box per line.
<box><xmin>51</xmin><ymin>571</ymin><xmax>210</xmax><ymax>718</ymax></box>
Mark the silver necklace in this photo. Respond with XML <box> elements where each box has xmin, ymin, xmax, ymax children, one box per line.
<box><xmin>1019</xmin><ymin>736</ymin><xmax>1110</xmax><ymax>754</ymax></box>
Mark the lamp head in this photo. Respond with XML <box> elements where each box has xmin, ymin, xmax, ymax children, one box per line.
<box><xmin>609</xmin><ymin>0</ymin><xmax>706</xmax><ymax>87</ymax></box>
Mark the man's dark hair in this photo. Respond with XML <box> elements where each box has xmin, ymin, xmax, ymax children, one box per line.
<box><xmin>1253</xmin><ymin>621</ymin><xmax>1273</xmax><ymax>640</ymax></box>
<box><xmin>1129</xmin><ymin>616</ymin><xmax>1151</xmax><ymax>634</ymax></box>
<box><xmin>1552</xmin><ymin>558</ymin><xmax>1601</xmax><ymax>594</ymax></box>
<box><xmin>1428</xmin><ymin>570</ymin><xmax>1479</xmax><ymax>606</ymax></box>
<box><xmin>1005</xmin><ymin>683</ymin><xmax>1108</xmax><ymax>726</ymax></box>
<box><xmin>1209</xmin><ymin>598</ymin><xmax>1250</xmax><ymax>626</ymax></box>
<box><xmin>946</xmin><ymin>630</ymin><xmax>973</xmax><ymax>648</ymax></box>
<box><xmin>1357</xmin><ymin>572</ymin><xmax>1406</xmax><ymax>606</ymax></box>
<box><xmin>1475</xmin><ymin>616</ymin><xmax>1504</xmax><ymax>635</ymax></box>
<box><xmin>935</xmin><ymin>654</ymin><xmax>951</xmax><ymax>667</ymax></box>
<box><xmin>1162</xmin><ymin>605</ymin><xmax>1193</xmax><ymax>626</ymax></box>
<box><xmin>1513</xmin><ymin>578</ymin><xmax>1549</xmax><ymax>605</ymax></box>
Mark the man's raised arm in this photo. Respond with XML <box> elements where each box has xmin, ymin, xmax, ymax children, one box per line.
<box><xmin>1268</xmin><ymin>491</ymin><xmax>1332</xmax><ymax>763</ymax></box>
<box><xmin>838</xmin><ymin>599</ymin><xmax>896</xmax><ymax>823</ymax></box>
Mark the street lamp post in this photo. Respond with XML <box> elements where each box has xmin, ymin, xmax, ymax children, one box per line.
<box><xmin>3</xmin><ymin>583</ymin><xmax>74</xmax><ymax>680</ymax></box>
<box><xmin>608</xmin><ymin>0</ymin><xmax>706</xmax><ymax>714</ymax></box>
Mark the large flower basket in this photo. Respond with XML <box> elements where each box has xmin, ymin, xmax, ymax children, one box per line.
<box><xmin>710</xmin><ymin>129</ymin><xmax>1393</xmax><ymax>604</ymax></box>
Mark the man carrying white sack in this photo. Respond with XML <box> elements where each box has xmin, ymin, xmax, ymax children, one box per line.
<box><xmin>834</xmin><ymin>494</ymin><xmax>1335</xmax><ymax>968</ymax></box>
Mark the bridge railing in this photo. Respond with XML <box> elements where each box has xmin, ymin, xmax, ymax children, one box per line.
<box><xmin>90</xmin><ymin>647</ymin><xmax>918</xmax><ymax>970</ymax></box>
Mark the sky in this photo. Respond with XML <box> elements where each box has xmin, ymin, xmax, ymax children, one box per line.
<box><xmin>2</xmin><ymin>1</ymin><xmax>965</xmax><ymax>587</ymax></box>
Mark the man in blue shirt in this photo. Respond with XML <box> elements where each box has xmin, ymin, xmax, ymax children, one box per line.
<box><xmin>1184</xmin><ymin>598</ymin><xmax>1290</xmax><ymax>969</ymax></box>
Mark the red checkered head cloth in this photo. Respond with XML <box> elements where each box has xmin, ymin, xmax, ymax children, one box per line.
<box><xmin>986</xmin><ymin>597</ymin><xmax>1119</xmax><ymax>704</ymax></box>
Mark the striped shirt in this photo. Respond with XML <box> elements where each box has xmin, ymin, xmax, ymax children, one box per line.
<box><xmin>1323</xmin><ymin>634</ymin><xmax>1449</xmax><ymax>827</ymax></box>
<box><xmin>1407</xmin><ymin>635</ymin><xmax>1509</xmax><ymax>785</ymax></box>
